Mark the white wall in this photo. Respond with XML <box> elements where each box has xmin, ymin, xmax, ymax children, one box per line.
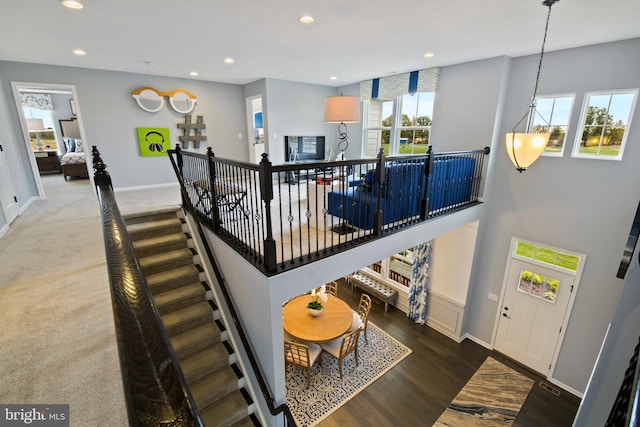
<box><xmin>466</xmin><ymin>38</ymin><xmax>640</xmax><ymax>393</ymax></box>
<box><xmin>431</xmin><ymin>221</ymin><xmax>479</xmax><ymax>305</ymax></box>
<box><xmin>0</xmin><ymin>61</ymin><xmax>248</xmax><ymax>190</ymax></box>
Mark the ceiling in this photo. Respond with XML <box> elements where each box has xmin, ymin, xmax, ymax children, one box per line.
<box><xmin>1</xmin><ymin>0</ymin><xmax>639</xmax><ymax>87</ymax></box>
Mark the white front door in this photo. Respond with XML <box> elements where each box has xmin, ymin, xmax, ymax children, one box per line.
<box><xmin>0</xmin><ymin>143</ymin><xmax>19</xmax><ymax>224</ymax></box>
<box><xmin>494</xmin><ymin>259</ymin><xmax>575</xmax><ymax>375</ymax></box>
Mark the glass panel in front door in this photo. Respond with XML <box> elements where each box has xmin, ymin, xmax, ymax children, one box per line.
<box><xmin>517</xmin><ymin>269</ymin><xmax>559</xmax><ymax>303</ymax></box>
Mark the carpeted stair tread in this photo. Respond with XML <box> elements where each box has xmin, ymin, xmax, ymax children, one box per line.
<box><xmin>126</xmin><ymin>217</ymin><xmax>184</xmax><ymax>241</ymax></box>
<box><xmin>170</xmin><ymin>322</ymin><xmax>222</xmax><ymax>359</ymax></box>
<box><xmin>161</xmin><ymin>301</ymin><xmax>212</xmax><ymax>336</ymax></box>
<box><xmin>132</xmin><ymin>232</ymin><xmax>188</xmax><ymax>258</ymax></box>
<box><xmin>199</xmin><ymin>390</ymin><xmax>250</xmax><ymax>427</ymax></box>
<box><xmin>146</xmin><ymin>265</ymin><xmax>201</xmax><ymax>293</ymax></box>
<box><xmin>138</xmin><ymin>247</ymin><xmax>194</xmax><ymax>275</ymax></box>
<box><xmin>179</xmin><ymin>342</ymin><xmax>230</xmax><ymax>383</ymax></box>
<box><xmin>154</xmin><ymin>282</ymin><xmax>207</xmax><ymax>315</ymax></box>
<box><xmin>123</xmin><ymin>208</ymin><xmax>182</xmax><ymax>225</ymax></box>
<box><xmin>189</xmin><ymin>365</ymin><xmax>240</xmax><ymax>409</ymax></box>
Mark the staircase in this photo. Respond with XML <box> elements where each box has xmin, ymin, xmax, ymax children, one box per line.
<box><xmin>124</xmin><ymin>207</ymin><xmax>260</xmax><ymax>427</ymax></box>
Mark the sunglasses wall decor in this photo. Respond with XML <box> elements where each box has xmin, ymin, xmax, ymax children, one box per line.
<box><xmin>132</xmin><ymin>87</ymin><xmax>197</xmax><ymax>114</ymax></box>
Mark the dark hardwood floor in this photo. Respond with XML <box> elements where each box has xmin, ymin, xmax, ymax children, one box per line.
<box><xmin>318</xmin><ymin>279</ymin><xmax>582</xmax><ymax>426</ymax></box>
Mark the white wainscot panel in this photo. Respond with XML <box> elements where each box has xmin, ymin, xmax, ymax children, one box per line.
<box><xmin>427</xmin><ymin>291</ymin><xmax>465</xmax><ymax>341</ymax></box>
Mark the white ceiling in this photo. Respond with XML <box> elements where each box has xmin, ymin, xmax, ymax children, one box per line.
<box><xmin>1</xmin><ymin>0</ymin><xmax>639</xmax><ymax>87</ymax></box>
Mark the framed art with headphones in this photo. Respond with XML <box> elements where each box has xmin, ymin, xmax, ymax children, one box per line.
<box><xmin>137</xmin><ymin>127</ymin><xmax>170</xmax><ymax>156</ymax></box>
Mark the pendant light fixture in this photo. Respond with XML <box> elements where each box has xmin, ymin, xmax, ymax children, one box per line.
<box><xmin>506</xmin><ymin>0</ymin><xmax>559</xmax><ymax>172</ymax></box>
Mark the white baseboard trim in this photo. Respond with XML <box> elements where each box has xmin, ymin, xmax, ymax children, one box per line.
<box><xmin>547</xmin><ymin>377</ymin><xmax>584</xmax><ymax>398</ymax></box>
<box><xmin>0</xmin><ymin>223</ymin><xmax>9</xmax><ymax>239</ymax></box>
<box><xmin>461</xmin><ymin>333</ymin><xmax>492</xmax><ymax>349</ymax></box>
<box><xmin>19</xmin><ymin>196</ymin><xmax>37</xmax><ymax>214</ymax></box>
<box><xmin>113</xmin><ymin>182</ymin><xmax>179</xmax><ymax>193</ymax></box>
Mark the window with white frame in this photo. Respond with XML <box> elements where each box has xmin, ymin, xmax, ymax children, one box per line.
<box><xmin>363</xmin><ymin>92</ymin><xmax>434</xmax><ymax>157</ymax></box>
<box><xmin>572</xmin><ymin>90</ymin><xmax>638</xmax><ymax>160</ymax></box>
<box><xmin>532</xmin><ymin>95</ymin><xmax>574</xmax><ymax>157</ymax></box>
<box><xmin>360</xmin><ymin>68</ymin><xmax>439</xmax><ymax>158</ymax></box>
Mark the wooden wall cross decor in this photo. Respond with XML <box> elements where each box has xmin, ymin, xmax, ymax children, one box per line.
<box><xmin>177</xmin><ymin>115</ymin><xmax>207</xmax><ymax>149</ymax></box>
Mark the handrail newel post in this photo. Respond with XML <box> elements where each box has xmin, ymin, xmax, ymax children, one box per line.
<box><xmin>207</xmin><ymin>147</ymin><xmax>222</xmax><ymax>230</ymax></box>
<box><xmin>91</xmin><ymin>146</ymin><xmax>112</xmax><ymax>189</ymax></box>
<box><xmin>174</xmin><ymin>144</ymin><xmax>187</xmax><ymax>210</ymax></box>
<box><xmin>373</xmin><ymin>148</ymin><xmax>386</xmax><ymax>236</ymax></box>
<box><xmin>259</xmin><ymin>153</ymin><xmax>277</xmax><ymax>272</ymax></box>
<box><xmin>420</xmin><ymin>145</ymin><xmax>433</xmax><ymax>220</ymax></box>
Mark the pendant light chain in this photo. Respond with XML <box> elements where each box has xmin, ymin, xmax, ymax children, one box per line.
<box><xmin>511</xmin><ymin>1</ymin><xmax>557</xmax><ymax>133</ymax></box>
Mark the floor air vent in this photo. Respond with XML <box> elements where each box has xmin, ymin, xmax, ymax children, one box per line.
<box><xmin>539</xmin><ymin>380</ymin><xmax>561</xmax><ymax>396</ymax></box>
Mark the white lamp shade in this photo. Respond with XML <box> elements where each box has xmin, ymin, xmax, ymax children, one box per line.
<box><xmin>324</xmin><ymin>95</ymin><xmax>360</xmax><ymax>123</ymax></box>
<box><xmin>505</xmin><ymin>132</ymin><xmax>550</xmax><ymax>171</ymax></box>
<box><xmin>26</xmin><ymin>118</ymin><xmax>45</xmax><ymax>131</ymax></box>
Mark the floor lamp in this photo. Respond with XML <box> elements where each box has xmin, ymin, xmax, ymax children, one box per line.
<box><xmin>323</xmin><ymin>95</ymin><xmax>360</xmax><ymax>233</ymax></box>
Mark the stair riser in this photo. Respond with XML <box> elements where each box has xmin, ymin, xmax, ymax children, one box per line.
<box><xmin>141</xmin><ymin>256</ymin><xmax>194</xmax><ymax>276</ymax></box>
<box><xmin>157</xmin><ymin>293</ymin><xmax>206</xmax><ymax>315</ymax></box>
<box><xmin>182</xmin><ymin>356</ymin><xmax>231</xmax><ymax>384</ymax></box>
<box><xmin>149</xmin><ymin>274</ymin><xmax>201</xmax><ymax>294</ymax></box>
<box><xmin>173</xmin><ymin>333</ymin><xmax>221</xmax><ymax>360</ymax></box>
<box><xmin>134</xmin><ymin>238</ymin><xmax>188</xmax><ymax>258</ymax></box>
<box><xmin>124</xmin><ymin>210</ymin><xmax>182</xmax><ymax>225</ymax></box>
<box><xmin>193</xmin><ymin>380</ymin><xmax>240</xmax><ymax>410</ymax></box>
<box><xmin>164</xmin><ymin>313</ymin><xmax>213</xmax><ymax>336</ymax></box>
<box><xmin>129</xmin><ymin>224</ymin><xmax>184</xmax><ymax>241</ymax></box>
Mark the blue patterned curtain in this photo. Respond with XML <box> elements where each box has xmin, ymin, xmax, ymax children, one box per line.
<box><xmin>408</xmin><ymin>241</ymin><xmax>432</xmax><ymax>325</ymax></box>
<box><xmin>20</xmin><ymin>93</ymin><xmax>53</xmax><ymax>111</ymax></box>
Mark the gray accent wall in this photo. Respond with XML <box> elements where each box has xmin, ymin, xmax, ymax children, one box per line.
<box><xmin>0</xmin><ymin>70</ymin><xmax>37</xmax><ymax>219</ymax></box>
<box><xmin>0</xmin><ymin>61</ymin><xmax>247</xmax><ymax>189</ymax></box>
<box><xmin>467</xmin><ymin>38</ymin><xmax>640</xmax><ymax>393</ymax></box>
<box><xmin>263</xmin><ymin>79</ymin><xmax>338</xmax><ymax>165</ymax></box>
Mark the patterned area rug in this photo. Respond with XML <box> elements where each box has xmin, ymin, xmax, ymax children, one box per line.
<box><xmin>434</xmin><ymin>357</ymin><xmax>535</xmax><ymax>426</ymax></box>
<box><xmin>286</xmin><ymin>322</ymin><xmax>412</xmax><ymax>427</ymax></box>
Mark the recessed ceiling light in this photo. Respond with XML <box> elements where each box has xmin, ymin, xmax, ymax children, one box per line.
<box><xmin>73</xmin><ymin>49</ymin><xmax>87</xmax><ymax>56</ymax></box>
<box><xmin>330</xmin><ymin>76</ymin><xmax>338</xmax><ymax>80</ymax></box>
<box><xmin>299</xmin><ymin>15</ymin><xmax>314</xmax><ymax>24</ymax></box>
<box><xmin>424</xmin><ymin>52</ymin><xmax>435</xmax><ymax>59</ymax></box>
<box><xmin>62</xmin><ymin>1</ymin><xmax>83</xmax><ymax>9</ymax></box>
<box><xmin>224</xmin><ymin>58</ymin><xmax>235</xmax><ymax>64</ymax></box>
<box><xmin>190</xmin><ymin>71</ymin><xmax>199</xmax><ymax>76</ymax></box>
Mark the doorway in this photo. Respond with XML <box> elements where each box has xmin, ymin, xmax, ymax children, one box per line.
<box><xmin>493</xmin><ymin>238</ymin><xmax>585</xmax><ymax>377</ymax></box>
<box><xmin>10</xmin><ymin>81</ymin><xmax>91</xmax><ymax>200</ymax></box>
<box><xmin>245</xmin><ymin>95</ymin><xmax>265</xmax><ymax>164</ymax></box>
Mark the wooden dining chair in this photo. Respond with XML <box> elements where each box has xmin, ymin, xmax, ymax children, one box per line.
<box><xmin>320</xmin><ymin>328</ymin><xmax>361</xmax><ymax>379</ymax></box>
<box><xmin>349</xmin><ymin>293</ymin><xmax>372</xmax><ymax>344</ymax></box>
<box><xmin>325</xmin><ymin>281</ymin><xmax>338</xmax><ymax>297</ymax></box>
<box><xmin>284</xmin><ymin>339</ymin><xmax>322</xmax><ymax>389</ymax></box>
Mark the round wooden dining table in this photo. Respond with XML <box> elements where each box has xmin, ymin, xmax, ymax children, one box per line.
<box><xmin>282</xmin><ymin>294</ymin><xmax>353</xmax><ymax>343</ymax></box>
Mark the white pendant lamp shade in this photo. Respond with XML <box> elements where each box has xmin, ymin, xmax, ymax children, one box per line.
<box><xmin>506</xmin><ymin>133</ymin><xmax>550</xmax><ymax>172</ymax></box>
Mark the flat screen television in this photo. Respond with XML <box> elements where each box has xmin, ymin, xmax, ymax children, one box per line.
<box><xmin>285</xmin><ymin>136</ymin><xmax>325</xmax><ymax>162</ymax></box>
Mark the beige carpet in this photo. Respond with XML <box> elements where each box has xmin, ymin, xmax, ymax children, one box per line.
<box><xmin>0</xmin><ymin>175</ymin><xmax>180</xmax><ymax>426</ymax></box>
<box><xmin>434</xmin><ymin>357</ymin><xmax>535</xmax><ymax>427</ymax></box>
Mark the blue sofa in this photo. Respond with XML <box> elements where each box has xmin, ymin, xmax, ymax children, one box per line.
<box><xmin>327</xmin><ymin>157</ymin><xmax>476</xmax><ymax>229</ymax></box>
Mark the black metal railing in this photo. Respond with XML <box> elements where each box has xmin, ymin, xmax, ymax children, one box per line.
<box><xmin>169</xmin><ymin>146</ymin><xmax>489</xmax><ymax>276</ymax></box>
<box><xmin>92</xmin><ymin>147</ymin><xmax>202</xmax><ymax>426</ymax></box>
<box><xmin>169</xmin><ymin>150</ymin><xmax>296</xmax><ymax>426</ymax></box>
<box><xmin>606</xmin><ymin>335</ymin><xmax>640</xmax><ymax>426</ymax></box>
